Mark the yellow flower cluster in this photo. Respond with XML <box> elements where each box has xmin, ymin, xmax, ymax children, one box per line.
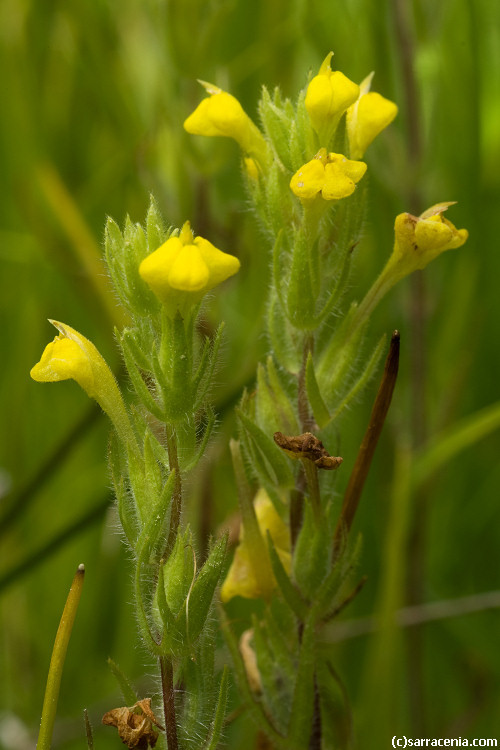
<box><xmin>290</xmin><ymin>148</ymin><xmax>367</xmax><ymax>203</ymax></box>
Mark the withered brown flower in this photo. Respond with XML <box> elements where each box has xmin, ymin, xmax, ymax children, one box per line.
<box><xmin>102</xmin><ymin>698</ymin><xmax>164</xmax><ymax>749</ymax></box>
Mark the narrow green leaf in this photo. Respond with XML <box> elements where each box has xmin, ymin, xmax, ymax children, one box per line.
<box><xmin>305</xmin><ymin>352</ymin><xmax>330</xmax><ymax>428</ymax></box>
<box><xmin>266</xmin><ymin>532</ymin><xmax>307</xmax><ymax>621</ymax></box>
<box><xmin>183</xmin><ymin>406</ymin><xmax>216</xmax><ymax>473</ymax></box>
<box><xmin>183</xmin><ymin>534</ymin><xmax>228</xmax><ymax>645</ymax></box>
<box><xmin>203</xmin><ymin>667</ymin><xmax>229</xmax><ymax>750</ymax></box>
<box><xmin>120</xmin><ymin>334</ymin><xmax>164</xmax><ymax>420</ymax></box>
<box><xmin>286</xmin><ymin>618</ymin><xmax>315</xmax><ymax>748</ymax></box>
<box><xmin>327</xmin><ymin>334</ymin><xmax>386</xmax><ymax>426</ymax></box>
<box><xmin>219</xmin><ymin>608</ymin><xmax>288</xmax><ymax>749</ymax></box>
<box><xmin>236</xmin><ymin>409</ymin><xmax>294</xmax><ymax>488</ymax></box>
<box><xmin>252</xmin><ymin>616</ymin><xmax>289</xmax><ymax>732</ymax></box>
<box><xmin>136</xmin><ymin>470</ymin><xmax>176</xmax><ymax>565</ymax></box>
<box><xmin>107</xmin><ymin>658</ymin><xmax>139</xmax><ymax>705</ymax></box>
<box><xmin>193</xmin><ymin>323</ymin><xmax>224</xmax><ymax>411</ymax></box>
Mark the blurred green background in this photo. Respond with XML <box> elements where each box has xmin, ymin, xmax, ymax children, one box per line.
<box><xmin>1</xmin><ymin>0</ymin><xmax>499</xmax><ymax>747</ymax></box>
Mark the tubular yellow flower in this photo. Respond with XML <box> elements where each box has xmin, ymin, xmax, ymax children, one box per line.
<box><xmin>349</xmin><ymin>203</ymin><xmax>468</xmax><ymax>334</ymax></box>
<box><xmin>220</xmin><ymin>489</ymin><xmax>291</xmax><ymax>602</ymax></box>
<box><xmin>139</xmin><ymin>221</ymin><xmax>240</xmax><ymax>316</ymax></box>
<box><xmin>305</xmin><ymin>52</ymin><xmax>360</xmax><ymax>142</ymax></box>
<box><xmin>391</xmin><ymin>202</ymin><xmax>469</xmax><ymax>275</ymax></box>
<box><xmin>346</xmin><ymin>72</ymin><xmax>398</xmax><ymax>160</ymax></box>
<box><xmin>184</xmin><ymin>81</ymin><xmax>268</xmax><ymax>165</ymax></box>
<box><xmin>290</xmin><ymin>148</ymin><xmax>367</xmax><ymax>203</ymax></box>
<box><xmin>31</xmin><ymin>321</ymin><xmax>136</xmax><ymax>447</ymax></box>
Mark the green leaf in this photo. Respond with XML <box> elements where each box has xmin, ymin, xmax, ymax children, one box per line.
<box><xmin>203</xmin><ymin>666</ymin><xmax>229</xmax><ymax>750</ymax></box>
<box><xmin>305</xmin><ymin>352</ymin><xmax>330</xmax><ymax>428</ymax></box>
<box><xmin>266</xmin><ymin>532</ymin><xmax>307</xmax><ymax>621</ymax></box>
<box><xmin>107</xmin><ymin>658</ymin><xmax>139</xmax><ymax>705</ymax></box>
<box><xmin>327</xmin><ymin>334</ymin><xmax>386</xmax><ymax>425</ymax></box>
<box><xmin>109</xmin><ymin>432</ymin><xmax>139</xmax><ymax>545</ymax></box>
<box><xmin>183</xmin><ymin>406</ymin><xmax>216</xmax><ymax>473</ymax></box>
<box><xmin>193</xmin><ymin>323</ymin><xmax>224</xmax><ymax>411</ymax></box>
<box><xmin>219</xmin><ymin>608</ymin><xmax>288</xmax><ymax>749</ymax></box>
<box><xmin>136</xmin><ymin>469</ymin><xmax>175</xmax><ymax>566</ymax></box>
<box><xmin>183</xmin><ymin>534</ymin><xmax>227</xmax><ymax>646</ymax></box>
<box><xmin>293</xmin><ymin>504</ymin><xmax>330</xmax><ymax>597</ymax></box>
<box><xmin>120</xmin><ymin>332</ymin><xmax>164</xmax><ymax>420</ymax></box>
<box><xmin>146</xmin><ymin>195</ymin><xmax>167</xmax><ymax>252</ymax></box>
<box><xmin>286</xmin><ymin>618</ymin><xmax>315</xmax><ymax>749</ymax></box>
<box><xmin>236</xmin><ymin>409</ymin><xmax>295</xmax><ymax>488</ymax></box>
<box><xmin>252</xmin><ymin>616</ymin><xmax>289</xmax><ymax>732</ymax></box>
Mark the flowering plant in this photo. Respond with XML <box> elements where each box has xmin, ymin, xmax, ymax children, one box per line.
<box><xmin>31</xmin><ymin>54</ymin><xmax>467</xmax><ymax>750</ymax></box>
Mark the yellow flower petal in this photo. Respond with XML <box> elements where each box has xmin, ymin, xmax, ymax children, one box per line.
<box><xmin>168</xmin><ymin>245</ymin><xmax>210</xmax><ymax>292</ymax></box>
<box><xmin>194</xmin><ymin>237</ymin><xmax>241</xmax><ymax>290</ymax></box>
<box><xmin>289</xmin><ymin>159</ymin><xmax>326</xmax><ymax>200</ymax></box>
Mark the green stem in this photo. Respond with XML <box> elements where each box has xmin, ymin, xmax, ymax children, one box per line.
<box><xmin>302</xmin><ymin>459</ymin><xmax>322</xmax><ymax>527</ymax></box>
<box><xmin>37</xmin><ymin>565</ymin><xmax>85</xmax><ymax>750</ymax></box>
<box><xmin>164</xmin><ymin>424</ymin><xmax>182</xmax><ymax>560</ymax></box>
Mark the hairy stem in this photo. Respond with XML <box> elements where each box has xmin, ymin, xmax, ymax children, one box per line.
<box><xmin>164</xmin><ymin>424</ymin><xmax>182</xmax><ymax>560</ymax></box>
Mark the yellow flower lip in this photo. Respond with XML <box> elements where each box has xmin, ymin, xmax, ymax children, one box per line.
<box><xmin>346</xmin><ymin>72</ymin><xmax>398</xmax><ymax>160</ymax></box>
<box><xmin>30</xmin><ymin>320</ymin><xmax>96</xmax><ymax>393</ymax></box>
<box><xmin>30</xmin><ymin>320</ymin><xmax>136</xmax><ymax>448</ymax></box>
<box><xmin>305</xmin><ymin>52</ymin><xmax>360</xmax><ymax>139</ymax></box>
<box><xmin>290</xmin><ymin>148</ymin><xmax>367</xmax><ymax>203</ymax></box>
<box><xmin>139</xmin><ymin>221</ymin><xmax>240</xmax><ymax>311</ymax></box>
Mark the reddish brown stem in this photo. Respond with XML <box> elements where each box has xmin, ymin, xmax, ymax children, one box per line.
<box><xmin>333</xmin><ymin>331</ymin><xmax>400</xmax><ymax>550</ymax></box>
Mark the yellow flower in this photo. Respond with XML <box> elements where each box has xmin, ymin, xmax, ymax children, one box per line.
<box><xmin>31</xmin><ymin>321</ymin><xmax>135</xmax><ymax>447</ymax></box>
<box><xmin>305</xmin><ymin>52</ymin><xmax>360</xmax><ymax>142</ymax></box>
<box><xmin>184</xmin><ymin>81</ymin><xmax>268</xmax><ymax>165</ymax></box>
<box><xmin>139</xmin><ymin>221</ymin><xmax>240</xmax><ymax>315</ymax></box>
<box><xmin>346</xmin><ymin>72</ymin><xmax>398</xmax><ymax>160</ymax></box>
<box><xmin>391</xmin><ymin>202</ymin><xmax>468</xmax><ymax>275</ymax></box>
<box><xmin>290</xmin><ymin>148</ymin><xmax>367</xmax><ymax>203</ymax></box>
<box><xmin>220</xmin><ymin>489</ymin><xmax>291</xmax><ymax>602</ymax></box>
<box><xmin>349</xmin><ymin>203</ymin><xmax>469</xmax><ymax>334</ymax></box>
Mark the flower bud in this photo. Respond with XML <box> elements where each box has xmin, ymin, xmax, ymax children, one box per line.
<box><xmin>346</xmin><ymin>72</ymin><xmax>398</xmax><ymax>160</ymax></box>
<box><xmin>305</xmin><ymin>52</ymin><xmax>359</xmax><ymax>142</ymax></box>
<box><xmin>220</xmin><ymin>489</ymin><xmax>290</xmax><ymax>602</ymax></box>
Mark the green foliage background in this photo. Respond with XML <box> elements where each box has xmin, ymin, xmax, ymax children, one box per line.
<box><xmin>1</xmin><ymin>0</ymin><xmax>499</xmax><ymax>747</ymax></box>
